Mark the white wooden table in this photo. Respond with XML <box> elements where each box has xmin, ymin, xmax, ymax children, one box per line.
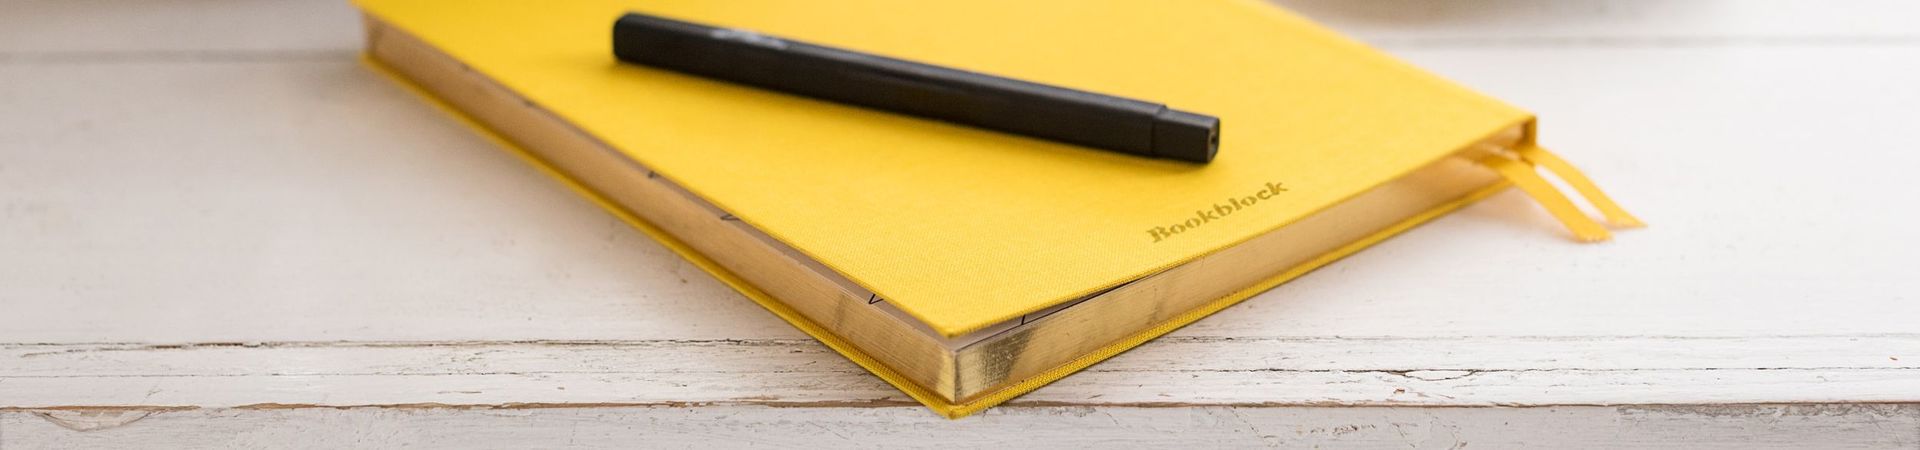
<box><xmin>4</xmin><ymin>1</ymin><xmax>1919</xmax><ymax>447</ymax></box>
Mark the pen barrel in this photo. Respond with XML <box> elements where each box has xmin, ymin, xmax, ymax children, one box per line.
<box><xmin>614</xmin><ymin>13</ymin><xmax>1218</xmax><ymax>163</ymax></box>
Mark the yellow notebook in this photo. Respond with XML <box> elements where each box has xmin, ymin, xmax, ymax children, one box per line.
<box><xmin>355</xmin><ymin>0</ymin><xmax>1638</xmax><ymax>418</ymax></box>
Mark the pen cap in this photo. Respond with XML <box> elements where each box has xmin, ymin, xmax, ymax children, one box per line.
<box><xmin>1152</xmin><ymin>109</ymin><xmax>1220</xmax><ymax>163</ymax></box>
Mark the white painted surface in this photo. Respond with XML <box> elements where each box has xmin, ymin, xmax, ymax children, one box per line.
<box><xmin>2</xmin><ymin>0</ymin><xmax>1918</xmax><ymax>447</ymax></box>
<box><xmin>4</xmin><ymin>336</ymin><xmax>1917</xmax><ymax>409</ymax></box>
<box><xmin>7</xmin><ymin>405</ymin><xmax>1918</xmax><ymax>449</ymax></box>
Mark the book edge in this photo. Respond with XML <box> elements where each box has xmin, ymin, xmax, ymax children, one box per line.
<box><xmin>364</xmin><ymin>52</ymin><xmax>1510</xmax><ymax>416</ymax></box>
<box><xmin>353</xmin><ymin>0</ymin><xmax>1523</xmax><ymax>417</ymax></box>
<box><xmin>942</xmin><ymin>180</ymin><xmax>1510</xmax><ymax>418</ymax></box>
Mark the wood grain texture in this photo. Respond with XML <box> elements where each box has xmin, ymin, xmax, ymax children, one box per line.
<box><xmin>3</xmin><ymin>336</ymin><xmax>1917</xmax><ymax>408</ymax></box>
<box><xmin>6</xmin><ymin>405</ymin><xmax>1919</xmax><ymax>449</ymax></box>
<box><xmin>3</xmin><ymin>0</ymin><xmax>1919</xmax><ymax>446</ymax></box>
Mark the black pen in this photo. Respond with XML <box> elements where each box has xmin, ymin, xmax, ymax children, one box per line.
<box><xmin>612</xmin><ymin>12</ymin><xmax>1221</xmax><ymax>163</ymax></box>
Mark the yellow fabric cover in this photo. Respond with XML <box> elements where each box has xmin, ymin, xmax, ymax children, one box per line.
<box><xmin>358</xmin><ymin>0</ymin><xmax>1646</xmax><ymax>418</ymax></box>
<box><xmin>366</xmin><ymin>55</ymin><xmax>1508</xmax><ymax>419</ymax></box>
<box><xmin>353</xmin><ymin>0</ymin><xmax>1540</xmax><ymax>337</ymax></box>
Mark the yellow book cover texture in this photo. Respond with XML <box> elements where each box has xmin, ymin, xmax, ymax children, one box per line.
<box><xmin>355</xmin><ymin>0</ymin><xmax>1536</xmax><ymax>337</ymax></box>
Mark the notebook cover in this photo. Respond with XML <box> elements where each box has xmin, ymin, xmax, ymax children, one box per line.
<box><xmin>362</xmin><ymin>56</ymin><xmax>1508</xmax><ymax>418</ymax></box>
<box><xmin>352</xmin><ymin>0</ymin><xmax>1536</xmax><ymax>337</ymax></box>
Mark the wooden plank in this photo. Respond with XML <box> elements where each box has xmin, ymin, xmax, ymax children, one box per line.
<box><xmin>1181</xmin><ymin>44</ymin><xmax>1920</xmax><ymax>340</ymax></box>
<box><xmin>0</xmin><ymin>60</ymin><xmax>800</xmax><ymax>342</ymax></box>
<box><xmin>0</xmin><ymin>0</ymin><xmax>360</xmax><ymax>55</ymax></box>
<box><xmin>4</xmin><ymin>44</ymin><xmax>1917</xmax><ymax>346</ymax></box>
<box><xmin>3</xmin><ymin>22</ymin><xmax>1919</xmax><ymax>411</ymax></box>
<box><xmin>5</xmin><ymin>336</ymin><xmax>1915</xmax><ymax>408</ymax></box>
<box><xmin>5</xmin><ymin>405</ymin><xmax>1918</xmax><ymax>449</ymax></box>
<box><xmin>3</xmin><ymin>1</ymin><xmax>1919</xmax><ymax>444</ymax></box>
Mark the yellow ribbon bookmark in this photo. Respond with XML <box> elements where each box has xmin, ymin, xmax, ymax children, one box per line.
<box><xmin>1514</xmin><ymin>145</ymin><xmax>1645</xmax><ymax>228</ymax></box>
<box><xmin>1479</xmin><ymin>145</ymin><xmax>1641</xmax><ymax>242</ymax></box>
